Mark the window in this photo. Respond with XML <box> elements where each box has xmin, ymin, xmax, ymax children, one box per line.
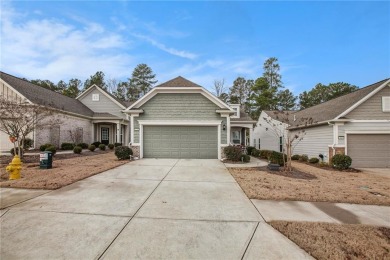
<box><xmin>279</xmin><ymin>136</ymin><xmax>283</xmax><ymax>152</ymax></box>
<box><xmin>382</xmin><ymin>96</ymin><xmax>390</xmax><ymax>112</ymax></box>
<box><xmin>92</xmin><ymin>94</ymin><xmax>99</xmax><ymax>101</ymax></box>
<box><xmin>232</xmin><ymin>131</ymin><xmax>240</xmax><ymax>144</ymax></box>
<box><xmin>258</xmin><ymin>138</ymin><xmax>261</xmax><ymax>149</ymax></box>
<box><xmin>232</xmin><ymin>107</ymin><xmax>238</xmax><ymax>117</ymax></box>
<box><xmin>253</xmin><ymin>139</ymin><xmax>256</xmax><ymax>148</ymax></box>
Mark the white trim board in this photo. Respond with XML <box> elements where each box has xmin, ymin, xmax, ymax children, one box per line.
<box><xmin>76</xmin><ymin>84</ymin><xmax>126</xmax><ymax>109</ymax></box>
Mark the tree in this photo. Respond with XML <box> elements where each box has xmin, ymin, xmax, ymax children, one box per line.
<box><xmin>113</xmin><ymin>82</ymin><xmax>128</xmax><ymax>101</ymax></box>
<box><xmin>30</xmin><ymin>79</ymin><xmax>57</xmax><ymax>92</ymax></box>
<box><xmin>129</xmin><ymin>64</ymin><xmax>157</xmax><ymax>96</ymax></box>
<box><xmin>248</xmin><ymin>77</ymin><xmax>278</xmax><ymax>119</ymax></box>
<box><xmin>56</xmin><ymin>80</ymin><xmax>68</xmax><ymax>94</ymax></box>
<box><xmin>229</xmin><ymin>77</ymin><xmax>250</xmax><ymax>105</ymax></box>
<box><xmin>212</xmin><ymin>79</ymin><xmax>226</xmax><ymax>97</ymax></box>
<box><xmin>277</xmin><ymin>89</ymin><xmax>297</xmax><ymax>110</ymax></box>
<box><xmin>263</xmin><ymin>57</ymin><xmax>283</xmax><ymax>90</ymax></box>
<box><xmin>84</xmin><ymin>71</ymin><xmax>107</xmax><ymax>90</ymax></box>
<box><xmin>63</xmin><ymin>79</ymin><xmax>82</xmax><ymax>98</ymax></box>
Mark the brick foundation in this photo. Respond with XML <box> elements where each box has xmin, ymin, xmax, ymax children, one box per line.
<box><xmin>328</xmin><ymin>146</ymin><xmax>345</xmax><ymax>162</ymax></box>
<box><xmin>220</xmin><ymin>146</ymin><xmax>227</xmax><ymax>160</ymax></box>
<box><xmin>130</xmin><ymin>145</ymin><xmax>140</xmax><ymax>158</ymax></box>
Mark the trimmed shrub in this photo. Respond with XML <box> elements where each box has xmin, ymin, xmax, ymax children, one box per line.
<box><xmin>73</xmin><ymin>146</ymin><xmax>82</xmax><ymax>154</ymax></box>
<box><xmin>319</xmin><ymin>161</ymin><xmax>328</xmax><ymax>167</ymax></box>
<box><xmin>291</xmin><ymin>154</ymin><xmax>300</xmax><ymax>161</ymax></box>
<box><xmin>45</xmin><ymin>145</ymin><xmax>57</xmax><ymax>155</ymax></box>
<box><xmin>223</xmin><ymin>145</ymin><xmax>242</xmax><ymax>161</ymax></box>
<box><xmin>259</xmin><ymin>150</ymin><xmax>273</xmax><ymax>160</ymax></box>
<box><xmin>299</xmin><ymin>154</ymin><xmax>309</xmax><ymax>162</ymax></box>
<box><xmin>108</xmin><ymin>144</ymin><xmax>115</xmax><ymax>150</ymax></box>
<box><xmin>332</xmin><ymin>154</ymin><xmax>352</xmax><ymax>170</ymax></box>
<box><xmin>246</xmin><ymin>146</ymin><xmax>256</xmax><ymax>155</ymax></box>
<box><xmin>114</xmin><ymin>143</ymin><xmax>122</xmax><ymax>147</ymax></box>
<box><xmin>269</xmin><ymin>151</ymin><xmax>287</xmax><ymax>166</ymax></box>
<box><xmin>10</xmin><ymin>147</ymin><xmax>24</xmax><ymax>156</ymax></box>
<box><xmin>251</xmin><ymin>149</ymin><xmax>261</xmax><ymax>157</ymax></box>
<box><xmin>98</xmin><ymin>144</ymin><xmax>106</xmax><ymax>151</ymax></box>
<box><xmin>23</xmin><ymin>138</ymin><xmax>33</xmax><ymax>149</ymax></box>
<box><xmin>61</xmin><ymin>142</ymin><xmax>74</xmax><ymax>150</ymax></box>
<box><xmin>115</xmin><ymin>146</ymin><xmax>133</xmax><ymax>160</ymax></box>
<box><xmin>88</xmin><ymin>144</ymin><xmax>96</xmax><ymax>152</ymax></box>
<box><xmin>77</xmin><ymin>143</ymin><xmax>89</xmax><ymax>149</ymax></box>
<box><xmin>92</xmin><ymin>141</ymin><xmax>101</xmax><ymax>147</ymax></box>
<box><xmin>241</xmin><ymin>154</ymin><xmax>251</xmax><ymax>163</ymax></box>
<box><xmin>40</xmin><ymin>143</ymin><xmax>52</xmax><ymax>151</ymax></box>
<box><xmin>309</xmin><ymin>157</ymin><xmax>319</xmax><ymax>164</ymax></box>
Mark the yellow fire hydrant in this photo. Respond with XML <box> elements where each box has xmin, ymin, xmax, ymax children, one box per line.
<box><xmin>6</xmin><ymin>155</ymin><xmax>22</xmax><ymax>180</ymax></box>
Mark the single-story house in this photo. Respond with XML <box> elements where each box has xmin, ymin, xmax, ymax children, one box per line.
<box><xmin>0</xmin><ymin>72</ymin><xmax>256</xmax><ymax>158</ymax></box>
<box><xmin>253</xmin><ymin>78</ymin><xmax>390</xmax><ymax>168</ymax></box>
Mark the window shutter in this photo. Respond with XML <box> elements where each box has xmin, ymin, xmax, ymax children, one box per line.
<box><xmin>382</xmin><ymin>96</ymin><xmax>390</xmax><ymax>112</ymax></box>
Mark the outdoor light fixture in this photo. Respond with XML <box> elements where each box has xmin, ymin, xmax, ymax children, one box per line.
<box><xmin>223</xmin><ymin>124</ymin><xmax>226</xmax><ymax>130</ymax></box>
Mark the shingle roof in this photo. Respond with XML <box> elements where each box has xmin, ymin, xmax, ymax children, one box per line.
<box><xmin>231</xmin><ymin>109</ymin><xmax>256</xmax><ymax>122</ymax></box>
<box><xmin>155</xmin><ymin>76</ymin><xmax>203</xmax><ymax>88</ymax></box>
<box><xmin>0</xmin><ymin>71</ymin><xmax>94</xmax><ymax>117</ymax></box>
<box><xmin>263</xmin><ymin>110</ymin><xmax>296</xmax><ymax>124</ymax></box>
<box><xmin>93</xmin><ymin>112</ymin><xmax>119</xmax><ymax>118</ymax></box>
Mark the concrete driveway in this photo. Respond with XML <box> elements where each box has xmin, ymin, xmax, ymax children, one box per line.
<box><xmin>1</xmin><ymin>159</ymin><xmax>311</xmax><ymax>259</ymax></box>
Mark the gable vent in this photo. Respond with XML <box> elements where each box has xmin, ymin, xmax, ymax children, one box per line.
<box><xmin>382</xmin><ymin>96</ymin><xmax>390</xmax><ymax>112</ymax></box>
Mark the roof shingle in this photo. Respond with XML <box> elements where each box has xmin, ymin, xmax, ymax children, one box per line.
<box><xmin>155</xmin><ymin>76</ymin><xmax>203</xmax><ymax>88</ymax></box>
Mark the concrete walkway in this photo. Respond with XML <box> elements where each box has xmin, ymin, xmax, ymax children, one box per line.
<box><xmin>224</xmin><ymin>156</ymin><xmax>268</xmax><ymax>168</ymax></box>
<box><xmin>0</xmin><ymin>159</ymin><xmax>311</xmax><ymax>259</ymax></box>
<box><xmin>252</xmin><ymin>200</ymin><xmax>390</xmax><ymax>227</ymax></box>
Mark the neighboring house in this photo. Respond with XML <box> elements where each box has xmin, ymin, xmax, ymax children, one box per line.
<box><xmin>253</xmin><ymin>78</ymin><xmax>390</xmax><ymax>168</ymax></box>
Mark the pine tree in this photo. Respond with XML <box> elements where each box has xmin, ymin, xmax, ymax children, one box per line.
<box><xmin>84</xmin><ymin>71</ymin><xmax>107</xmax><ymax>90</ymax></box>
<box><xmin>277</xmin><ymin>89</ymin><xmax>297</xmax><ymax>110</ymax></box>
<box><xmin>128</xmin><ymin>64</ymin><xmax>157</xmax><ymax>97</ymax></box>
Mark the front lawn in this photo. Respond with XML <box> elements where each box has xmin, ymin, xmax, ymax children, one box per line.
<box><xmin>229</xmin><ymin>161</ymin><xmax>390</xmax><ymax>205</ymax></box>
<box><xmin>270</xmin><ymin>221</ymin><xmax>390</xmax><ymax>260</ymax></box>
<box><xmin>0</xmin><ymin>152</ymin><xmax>129</xmax><ymax>189</ymax></box>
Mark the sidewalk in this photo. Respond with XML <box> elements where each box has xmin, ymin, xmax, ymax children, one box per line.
<box><xmin>224</xmin><ymin>156</ymin><xmax>268</xmax><ymax>168</ymax></box>
<box><xmin>252</xmin><ymin>200</ymin><xmax>390</xmax><ymax>227</ymax></box>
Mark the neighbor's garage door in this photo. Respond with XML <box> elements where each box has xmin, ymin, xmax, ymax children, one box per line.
<box><xmin>347</xmin><ymin>134</ymin><xmax>390</xmax><ymax>168</ymax></box>
<box><xmin>143</xmin><ymin>126</ymin><xmax>218</xmax><ymax>159</ymax></box>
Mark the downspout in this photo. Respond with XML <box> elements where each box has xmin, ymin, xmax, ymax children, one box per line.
<box><xmin>328</xmin><ymin>121</ymin><xmax>336</xmax><ymax>160</ymax></box>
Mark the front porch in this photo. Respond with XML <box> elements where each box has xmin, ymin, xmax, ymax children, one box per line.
<box><xmin>230</xmin><ymin>124</ymin><xmax>254</xmax><ymax>147</ymax></box>
<box><xmin>92</xmin><ymin>120</ymin><xmax>129</xmax><ymax>145</ymax></box>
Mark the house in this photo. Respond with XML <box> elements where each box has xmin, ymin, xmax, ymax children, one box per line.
<box><xmin>1</xmin><ymin>72</ymin><xmax>255</xmax><ymax>159</ymax></box>
<box><xmin>253</xmin><ymin>78</ymin><xmax>390</xmax><ymax>168</ymax></box>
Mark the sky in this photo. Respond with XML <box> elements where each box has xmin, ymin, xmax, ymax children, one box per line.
<box><xmin>1</xmin><ymin>1</ymin><xmax>389</xmax><ymax>95</ymax></box>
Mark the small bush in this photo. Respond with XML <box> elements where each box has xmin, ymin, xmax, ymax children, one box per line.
<box><xmin>299</xmin><ymin>154</ymin><xmax>309</xmax><ymax>162</ymax></box>
<box><xmin>108</xmin><ymin>144</ymin><xmax>115</xmax><ymax>150</ymax></box>
<box><xmin>98</xmin><ymin>144</ymin><xmax>106</xmax><ymax>151</ymax></box>
<box><xmin>114</xmin><ymin>143</ymin><xmax>122</xmax><ymax>147</ymax></box>
<box><xmin>45</xmin><ymin>145</ymin><xmax>57</xmax><ymax>155</ymax></box>
<box><xmin>269</xmin><ymin>151</ymin><xmax>287</xmax><ymax>166</ymax></box>
<box><xmin>92</xmin><ymin>141</ymin><xmax>101</xmax><ymax>147</ymax></box>
<box><xmin>319</xmin><ymin>161</ymin><xmax>328</xmax><ymax>167</ymax></box>
<box><xmin>61</xmin><ymin>142</ymin><xmax>74</xmax><ymax>150</ymax></box>
<box><xmin>309</xmin><ymin>157</ymin><xmax>319</xmax><ymax>164</ymax></box>
<box><xmin>40</xmin><ymin>143</ymin><xmax>52</xmax><ymax>151</ymax></box>
<box><xmin>251</xmin><ymin>149</ymin><xmax>261</xmax><ymax>157</ymax></box>
<box><xmin>223</xmin><ymin>145</ymin><xmax>242</xmax><ymax>161</ymax></box>
<box><xmin>10</xmin><ymin>147</ymin><xmax>24</xmax><ymax>156</ymax></box>
<box><xmin>332</xmin><ymin>154</ymin><xmax>352</xmax><ymax>170</ymax></box>
<box><xmin>259</xmin><ymin>150</ymin><xmax>273</xmax><ymax>159</ymax></box>
<box><xmin>115</xmin><ymin>146</ymin><xmax>133</xmax><ymax>160</ymax></box>
<box><xmin>77</xmin><ymin>143</ymin><xmax>89</xmax><ymax>149</ymax></box>
<box><xmin>23</xmin><ymin>138</ymin><xmax>33</xmax><ymax>149</ymax></box>
<box><xmin>291</xmin><ymin>154</ymin><xmax>300</xmax><ymax>160</ymax></box>
<box><xmin>246</xmin><ymin>146</ymin><xmax>256</xmax><ymax>155</ymax></box>
<box><xmin>241</xmin><ymin>154</ymin><xmax>251</xmax><ymax>162</ymax></box>
<box><xmin>88</xmin><ymin>145</ymin><xmax>96</xmax><ymax>151</ymax></box>
<box><xmin>73</xmin><ymin>146</ymin><xmax>82</xmax><ymax>154</ymax></box>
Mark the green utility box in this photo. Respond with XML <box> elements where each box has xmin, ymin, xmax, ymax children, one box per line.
<box><xmin>40</xmin><ymin>151</ymin><xmax>53</xmax><ymax>169</ymax></box>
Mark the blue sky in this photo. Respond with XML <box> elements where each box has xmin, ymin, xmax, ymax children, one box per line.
<box><xmin>1</xmin><ymin>1</ymin><xmax>389</xmax><ymax>94</ymax></box>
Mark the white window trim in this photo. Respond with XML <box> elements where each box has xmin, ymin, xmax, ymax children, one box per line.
<box><xmin>382</xmin><ymin>96</ymin><xmax>390</xmax><ymax>112</ymax></box>
<box><xmin>92</xmin><ymin>93</ymin><xmax>99</xmax><ymax>101</ymax></box>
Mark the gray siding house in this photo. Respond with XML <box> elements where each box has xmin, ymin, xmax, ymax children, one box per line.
<box><xmin>253</xmin><ymin>79</ymin><xmax>390</xmax><ymax>168</ymax></box>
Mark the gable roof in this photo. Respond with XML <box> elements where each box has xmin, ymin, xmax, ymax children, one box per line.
<box><xmin>0</xmin><ymin>71</ymin><xmax>94</xmax><ymax>117</ymax></box>
<box><xmin>76</xmin><ymin>84</ymin><xmax>127</xmax><ymax>109</ymax></box>
<box><xmin>231</xmin><ymin>107</ymin><xmax>256</xmax><ymax>123</ymax></box>
<box><xmin>155</xmin><ymin>76</ymin><xmax>203</xmax><ymax>88</ymax></box>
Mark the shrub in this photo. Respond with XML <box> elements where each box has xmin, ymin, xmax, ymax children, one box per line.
<box><xmin>223</xmin><ymin>145</ymin><xmax>242</xmax><ymax>161</ymax></box>
<box><xmin>332</xmin><ymin>154</ymin><xmax>352</xmax><ymax>170</ymax></box>
<box><xmin>319</xmin><ymin>161</ymin><xmax>328</xmax><ymax>167</ymax></box>
<box><xmin>45</xmin><ymin>145</ymin><xmax>56</xmax><ymax>155</ymax></box>
<box><xmin>61</xmin><ymin>142</ymin><xmax>74</xmax><ymax>150</ymax></box>
<box><xmin>73</xmin><ymin>146</ymin><xmax>82</xmax><ymax>154</ymax></box>
<box><xmin>299</xmin><ymin>154</ymin><xmax>309</xmax><ymax>162</ymax></box>
<box><xmin>108</xmin><ymin>144</ymin><xmax>115</xmax><ymax>150</ymax></box>
<box><xmin>309</xmin><ymin>157</ymin><xmax>319</xmax><ymax>164</ymax></box>
<box><xmin>88</xmin><ymin>145</ymin><xmax>96</xmax><ymax>152</ymax></box>
<box><xmin>40</xmin><ymin>143</ymin><xmax>52</xmax><ymax>151</ymax></box>
<box><xmin>92</xmin><ymin>141</ymin><xmax>101</xmax><ymax>147</ymax></box>
<box><xmin>23</xmin><ymin>138</ymin><xmax>33</xmax><ymax>149</ymax></box>
<box><xmin>291</xmin><ymin>154</ymin><xmax>300</xmax><ymax>160</ymax></box>
<box><xmin>251</xmin><ymin>149</ymin><xmax>261</xmax><ymax>157</ymax></box>
<box><xmin>246</xmin><ymin>146</ymin><xmax>256</xmax><ymax>155</ymax></box>
<box><xmin>115</xmin><ymin>146</ymin><xmax>133</xmax><ymax>160</ymax></box>
<box><xmin>259</xmin><ymin>150</ymin><xmax>273</xmax><ymax>159</ymax></box>
<box><xmin>98</xmin><ymin>144</ymin><xmax>106</xmax><ymax>151</ymax></box>
<box><xmin>77</xmin><ymin>143</ymin><xmax>89</xmax><ymax>149</ymax></box>
<box><xmin>10</xmin><ymin>147</ymin><xmax>24</xmax><ymax>156</ymax></box>
<box><xmin>241</xmin><ymin>154</ymin><xmax>251</xmax><ymax>162</ymax></box>
<box><xmin>269</xmin><ymin>151</ymin><xmax>287</xmax><ymax>166</ymax></box>
<box><xmin>114</xmin><ymin>143</ymin><xmax>122</xmax><ymax>147</ymax></box>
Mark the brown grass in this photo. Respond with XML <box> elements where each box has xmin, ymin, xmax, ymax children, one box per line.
<box><xmin>270</xmin><ymin>221</ymin><xmax>390</xmax><ymax>260</ymax></box>
<box><xmin>0</xmin><ymin>152</ymin><xmax>129</xmax><ymax>189</ymax></box>
<box><xmin>229</xmin><ymin>162</ymin><xmax>390</xmax><ymax>205</ymax></box>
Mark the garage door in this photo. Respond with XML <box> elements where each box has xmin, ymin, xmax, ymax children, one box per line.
<box><xmin>347</xmin><ymin>134</ymin><xmax>390</xmax><ymax>168</ymax></box>
<box><xmin>143</xmin><ymin>126</ymin><xmax>218</xmax><ymax>159</ymax></box>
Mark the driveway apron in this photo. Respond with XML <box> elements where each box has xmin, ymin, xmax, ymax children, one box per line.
<box><xmin>1</xmin><ymin>159</ymin><xmax>311</xmax><ymax>259</ymax></box>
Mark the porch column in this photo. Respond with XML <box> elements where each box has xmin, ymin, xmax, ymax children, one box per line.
<box><xmin>116</xmin><ymin>121</ymin><xmax>120</xmax><ymax>143</ymax></box>
<box><xmin>249</xmin><ymin>127</ymin><xmax>254</xmax><ymax>146</ymax></box>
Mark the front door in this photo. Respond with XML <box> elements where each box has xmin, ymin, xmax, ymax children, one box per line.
<box><xmin>101</xmin><ymin>127</ymin><xmax>109</xmax><ymax>145</ymax></box>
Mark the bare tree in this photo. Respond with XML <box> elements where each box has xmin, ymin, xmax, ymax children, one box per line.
<box><xmin>105</xmin><ymin>78</ymin><xmax>118</xmax><ymax>94</ymax></box>
<box><xmin>213</xmin><ymin>79</ymin><xmax>226</xmax><ymax>97</ymax></box>
<box><xmin>0</xmin><ymin>97</ymin><xmax>61</xmax><ymax>158</ymax></box>
<box><xmin>68</xmin><ymin>128</ymin><xmax>83</xmax><ymax>144</ymax></box>
<box><xmin>263</xmin><ymin>111</ymin><xmax>313</xmax><ymax>172</ymax></box>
